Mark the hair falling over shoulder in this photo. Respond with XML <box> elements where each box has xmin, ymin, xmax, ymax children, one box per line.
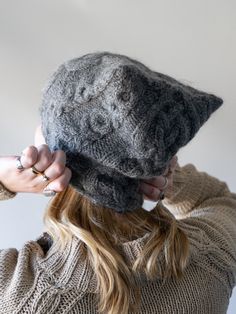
<box><xmin>43</xmin><ymin>185</ymin><xmax>190</xmax><ymax>314</ymax></box>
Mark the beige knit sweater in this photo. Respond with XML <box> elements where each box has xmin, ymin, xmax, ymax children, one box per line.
<box><xmin>0</xmin><ymin>163</ymin><xmax>236</xmax><ymax>314</ymax></box>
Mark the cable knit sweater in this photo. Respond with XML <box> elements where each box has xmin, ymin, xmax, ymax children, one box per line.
<box><xmin>0</xmin><ymin>163</ymin><xmax>236</xmax><ymax>314</ymax></box>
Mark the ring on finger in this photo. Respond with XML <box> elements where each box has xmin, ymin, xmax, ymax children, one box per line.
<box><xmin>156</xmin><ymin>191</ymin><xmax>165</xmax><ymax>204</ymax></box>
<box><xmin>31</xmin><ymin>165</ymin><xmax>43</xmax><ymax>175</ymax></box>
<box><xmin>42</xmin><ymin>173</ymin><xmax>50</xmax><ymax>182</ymax></box>
<box><xmin>43</xmin><ymin>187</ymin><xmax>56</xmax><ymax>197</ymax></box>
<box><xmin>16</xmin><ymin>156</ymin><xmax>24</xmax><ymax>170</ymax></box>
<box><xmin>160</xmin><ymin>176</ymin><xmax>169</xmax><ymax>190</ymax></box>
<box><xmin>159</xmin><ymin>191</ymin><xmax>165</xmax><ymax>200</ymax></box>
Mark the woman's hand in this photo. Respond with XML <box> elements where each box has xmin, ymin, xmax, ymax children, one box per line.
<box><xmin>0</xmin><ymin>125</ymin><xmax>71</xmax><ymax>195</ymax></box>
<box><xmin>138</xmin><ymin>155</ymin><xmax>178</xmax><ymax>201</ymax></box>
<box><xmin>0</xmin><ymin>145</ymin><xmax>72</xmax><ymax>195</ymax></box>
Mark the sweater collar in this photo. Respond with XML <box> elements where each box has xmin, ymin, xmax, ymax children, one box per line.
<box><xmin>35</xmin><ymin>221</ymin><xmax>201</xmax><ymax>291</ymax></box>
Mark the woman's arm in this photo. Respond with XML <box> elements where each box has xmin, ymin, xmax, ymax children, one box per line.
<box><xmin>163</xmin><ymin>162</ymin><xmax>236</xmax><ymax>288</ymax></box>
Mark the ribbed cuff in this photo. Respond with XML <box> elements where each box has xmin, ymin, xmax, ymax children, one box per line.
<box><xmin>0</xmin><ymin>181</ymin><xmax>17</xmax><ymax>200</ymax></box>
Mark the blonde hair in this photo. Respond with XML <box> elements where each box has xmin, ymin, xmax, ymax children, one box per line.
<box><xmin>43</xmin><ymin>185</ymin><xmax>190</xmax><ymax>314</ymax></box>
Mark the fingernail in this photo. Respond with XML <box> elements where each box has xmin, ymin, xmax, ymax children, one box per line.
<box><xmin>43</xmin><ymin>189</ymin><xmax>56</xmax><ymax>197</ymax></box>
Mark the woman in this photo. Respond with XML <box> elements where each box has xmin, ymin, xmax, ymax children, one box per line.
<box><xmin>0</xmin><ymin>51</ymin><xmax>235</xmax><ymax>314</ymax></box>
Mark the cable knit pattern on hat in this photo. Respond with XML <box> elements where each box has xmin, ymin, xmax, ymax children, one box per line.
<box><xmin>40</xmin><ymin>51</ymin><xmax>223</xmax><ymax>212</ymax></box>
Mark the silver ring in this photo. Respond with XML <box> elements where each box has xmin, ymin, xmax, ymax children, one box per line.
<box><xmin>160</xmin><ymin>176</ymin><xmax>168</xmax><ymax>190</ymax></box>
<box><xmin>16</xmin><ymin>156</ymin><xmax>24</xmax><ymax>170</ymax></box>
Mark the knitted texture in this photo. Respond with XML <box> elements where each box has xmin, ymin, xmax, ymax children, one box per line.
<box><xmin>0</xmin><ymin>164</ymin><xmax>235</xmax><ymax>313</ymax></box>
<box><xmin>0</xmin><ymin>181</ymin><xmax>16</xmax><ymax>200</ymax></box>
<box><xmin>40</xmin><ymin>51</ymin><xmax>223</xmax><ymax>212</ymax></box>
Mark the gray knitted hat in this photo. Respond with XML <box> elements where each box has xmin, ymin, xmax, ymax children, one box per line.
<box><xmin>40</xmin><ymin>51</ymin><xmax>223</xmax><ymax>213</ymax></box>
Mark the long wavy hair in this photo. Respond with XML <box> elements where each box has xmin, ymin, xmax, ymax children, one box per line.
<box><xmin>43</xmin><ymin>184</ymin><xmax>190</xmax><ymax>314</ymax></box>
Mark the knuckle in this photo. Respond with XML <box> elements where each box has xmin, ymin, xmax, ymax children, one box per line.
<box><xmin>148</xmin><ymin>186</ymin><xmax>154</xmax><ymax>195</ymax></box>
<box><xmin>27</xmin><ymin>145</ymin><xmax>37</xmax><ymax>152</ymax></box>
<box><xmin>27</xmin><ymin>156</ymin><xmax>35</xmax><ymax>165</ymax></box>
<box><xmin>57</xmin><ymin>150</ymin><xmax>66</xmax><ymax>159</ymax></box>
<box><xmin>65</xmin><ymin>167</ymin><xmax>72</xmax><ymax>179</ymax></box>
<box><xmin>44</xmin><ymin>154</ymin><xmax>52</xmax><ymax>164</ymax></box>
<box><xmin>41</xmin><ymin>158</ymin><xmax>51</xmax><ymax>168</ymax></box>
<box><xmin>40</xmin><ymin>152</ymin><xmax>52</xmax><ymax>165</ymax></box>
<box><xmin>22</xmin><ymin>146</ymin><xmax>37</xmax><ymax>161</ymax></box>
<box><xmin>37</xmin><ymin>145</ymin><xmax>51</xmax><ymax>156</ymax></box>
<box><xmin>56</xmin><ymin>181</ymin><xmax>66</xmax><ymax>192</ymax></box>
<box><xmin>53</xmin><ymin>163</ymin><xmax>65</xmax><ymax>176</ymax></box>
<box><xmin>153</xmin><ymin>190</ymin><xmax>161</xmax><ymax>201</ymax></box>
<box><xmin>23</xmin><ymin>145</ymin><xmax>35</xmax><ymax>153</ymax></box>
<box><xmin>148</xmin><ymin>186</ymin><xmax>158</xmax><ymax>198</ymax></box>
<box><xmin>39</xmin><ymin>144</ymin><xmax>49</xmax><ymax>150</ymax></box>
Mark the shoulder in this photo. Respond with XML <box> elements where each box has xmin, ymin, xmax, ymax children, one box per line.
<box><xmin>0</xmin><ymin>233</ymin><xmax>51</xmax><ymax>296</ymax></box>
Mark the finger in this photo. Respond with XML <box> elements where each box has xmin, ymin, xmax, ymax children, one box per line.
<box><xmin>34</xmin><ymin>124</ymin><xmax>46</xmax><ymax>146</ymax></box>
<box><xmin>170</xmin><ymin>155</ymin><xmax>178</xmax><ymax>170</ymax></box>
<box><xmin>43</xmin><ymin>167</ymin><xmax>72</xmax><ymax>193</ymax></box>
<box><xmin>162</xmin><ymin>162</ymin><xmax>172</xmax><ymax>177</ymax></box>
<box><xmin>143</xmin><ymin>194</ymin><xmax>158</xmax><ymax>201</ymax></box>
<box><xmin>43</xmin><ymin>150</ymin><xmax>67</xmax><ymax>181</ymax></box>
<box><xmin>161</xmin><ymin>156</ymin><xmax>178</xmax><ymax>177</ymax></box>
<box><xmin>20</xmin><ymin>146</ymin><xmax>38</xmax><ymax>168</ymax></box>
<box><xmin>138</xmin><ymin>181</ymin><xmax>162</xmax><ymax>202</ymax></box>
<box><xmin>33</xmin><ymin>144</ymin><xmax>53</xmax><ymax>172</ymax></box>
<box><xmin>141</xmin><ymin>175</ymin><xmax>167</xmax><ymax>189</ymax></box>
<box><xmin>29</xmin><ymin>150</ymin><xmax>67</xmax><ymax>187</ymax></box>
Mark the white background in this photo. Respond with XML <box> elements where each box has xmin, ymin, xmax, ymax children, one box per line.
<box><xmin>0</xmin><ymin>0</ymin><xmax>235</xmax><ymax>312</ymax></box>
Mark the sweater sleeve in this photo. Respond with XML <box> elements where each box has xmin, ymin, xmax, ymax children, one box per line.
<box><xmin>0</xmin><ymin>181</ymin><xmax>17</xmax><ymax>200</ymax></box>
<box><xmin>163</xmin><ymin>163</ymin><xmax>236</xmax><ymax>288</ymax></box>
<box><xmin>163</xmin><ymin>163</ymin><xmax>233</xmax><ymax>218</ymax></box>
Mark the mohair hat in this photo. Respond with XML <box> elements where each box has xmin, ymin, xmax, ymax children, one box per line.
<box><xmin>40</xmin><ymin>51</ymin><xmax>223</xmax><ymax>213</ymax></box>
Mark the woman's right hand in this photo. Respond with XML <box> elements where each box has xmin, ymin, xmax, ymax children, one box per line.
<box><xmin>138</xmin><ymin>155</ymin><xmax>178</xmax><ymax>202</ymax></box>
<box><xmin>0</xmin><ymin>145</ymin><xmax>72</xmax><ymax>195</ymax></box>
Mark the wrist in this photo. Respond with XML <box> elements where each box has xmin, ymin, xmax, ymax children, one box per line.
<box><xmin>0</xmin><ymin>156</ymin><xmax>18</xmax><ymax>199</ymax></box>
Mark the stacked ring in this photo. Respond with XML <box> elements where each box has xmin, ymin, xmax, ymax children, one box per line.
<box><xmin>31</xmin><ymin>166</ymin><xmax>50</xmax><ymax>182</ymax></box>
<box><xmin>16</xmin><ymin>152</ymin><xmax>56</xmax><ymax>198</ymax></box>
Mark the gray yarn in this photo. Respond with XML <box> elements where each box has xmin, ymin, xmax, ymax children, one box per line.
<box><xmin>40</xmin><ymin>51</ymin><xmax>223</xmax><ymax>213</ymax></box>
